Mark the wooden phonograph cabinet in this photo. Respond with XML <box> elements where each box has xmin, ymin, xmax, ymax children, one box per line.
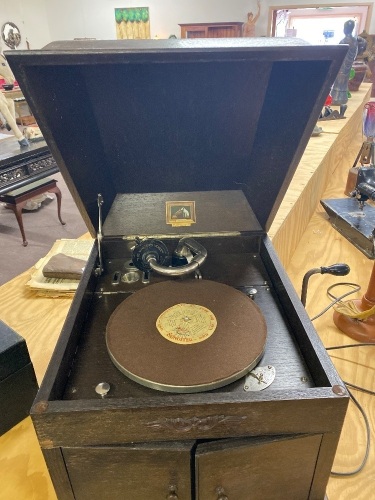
<box><xmin>179</xmin><ymin>22</ymin><xmax>243</xmax><ymax>39</ymax></box>
<box><xmin>7</xmin><ymin>39</ymin><xmax>349</xmax><ymax>499</ymax></box>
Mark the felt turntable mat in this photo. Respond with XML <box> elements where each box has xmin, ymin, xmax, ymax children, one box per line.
<box><xmin>106</xmin><ymin>280</ymin><xmax>267</xmax><ymax>392</ymax></box>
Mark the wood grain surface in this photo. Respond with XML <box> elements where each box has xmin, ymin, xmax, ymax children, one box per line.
<box><xmin>270</xmin><ymin>84</ymin><xmax>372</xmax><ymax>267</ymax></box>
<box><xmin>285</xmin><ymin>160</ymin><xmax>375</xmax><ymax>500</ymax></box>
<box><xmin>276</xmin><ymin>85</ymin><xmax>375</xmax><ymax>500</ymax></box>
<box><xmin>0</xmin><ymin>236</ymin><xmax>93</xmax><ymax>500</ymax></box>
<box><xmin>0</xmin><ymin>88</ymin><xmax>373</xmax><ymax>498</ymax></box>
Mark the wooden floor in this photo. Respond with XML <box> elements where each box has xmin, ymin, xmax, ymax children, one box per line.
<box><xmin>0</xmin><ymin>85</ymin><xmax>374</xmax><ymax>499</ymax></box>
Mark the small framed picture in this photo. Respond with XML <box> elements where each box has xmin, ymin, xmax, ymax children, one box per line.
<box><xmin>166</xmin><ymin>201</ymin><xmax>196</xmax><ymax>227</ymax></box>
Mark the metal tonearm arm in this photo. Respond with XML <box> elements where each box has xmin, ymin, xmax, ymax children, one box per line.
<box><xmin>132</xmin><ymin>237</ymin><xmax>207</xmax><ymax>277</ymax></box>
<box><xmin>147</xmin><ymin>237</ymin><xmax>207</xmax><ymax>277</ymax></box>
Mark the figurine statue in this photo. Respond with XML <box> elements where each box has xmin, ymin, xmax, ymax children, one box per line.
<box><xmin>348</xmin><ymin>32</ymin><xmax>368</xmax><ymax>91</ymax></box>
<box><xmin>330</xmin><ymin>20</ymin><xmax>360</xmax><ymax>116</ymax></box>
<box><xmin>243</xmin><ymin>0</ymin><xmax>261</xmax><ymax>37</ymax></box>
<box><xmin>0</xmin><ymin>52</ymin><xmax>29</xmax><ymax>147</ymax></box>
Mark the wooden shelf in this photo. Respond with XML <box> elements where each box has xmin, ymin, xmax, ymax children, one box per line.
<box><xmin>179</xmin><ymin>22</ymin><xmax>243</xmax><ymax>39</ymax></box>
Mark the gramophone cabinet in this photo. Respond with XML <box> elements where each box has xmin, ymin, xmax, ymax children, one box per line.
<box><xmin>7</xmin><ymin>39</ymin><xmax>349</xmax><ymax>499</ymax></box>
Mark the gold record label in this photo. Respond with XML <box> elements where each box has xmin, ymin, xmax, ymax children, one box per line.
<box><xmin>156</xmin><ymin>303</ymin><xmax>217</xmax><ymax>344</ymax></box>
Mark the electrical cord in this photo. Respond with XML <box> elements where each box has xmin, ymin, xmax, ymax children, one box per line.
<box><xmin>326</xmin><ymin>344</ymin><xmax>375</xmax><ymax>396</ymax></box>
<box><xmin>327</xmin><ymin>343</ymin><xmax>375</xmax><ymax>350</ymax></box>
<box><xmin>344</xmin><ymin>381</ymin><xmax>375</xmax><ymax>397</ymax></box>
<box><xmin>310</xmin><ymin>282</ymin><xmax>361</xmax><ymax>321</ymax></box>
<box><xmin>305</xmin><ymin>282</ymin><xmax>374</xmax><ymax>476</ymax></box>
<box><xmin>330</xmin><ymin>388</ymin><xmax>371</xmax><ymax>477</ymax></box>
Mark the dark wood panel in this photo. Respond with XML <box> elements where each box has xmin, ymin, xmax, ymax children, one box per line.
<box><xmin>32</xmin><ymin>394</ymin><xmax>346</xmax><ymax>449</ymax></box>
<box><xmin>103</xmin><ymin>191</ymin><xmax>262</xmax><ymax>237</ymax></box>
<box><xmin>30</xmin><ymin>237</ymin><xmax>348</xmax><ymax>449</ymax></box>
<box><xmin>310</xmin><ymin>432</ymin><xmax>343</xmax><ymax>499</ymax></box>
<box><xmin>0</xmin><ymin>363</ymin><xmax>38</xmax><ymax>435</ymax></box>
<box><xmin>7</xmin><ymin>41</ymin><xmax>347</xmax><ymax>233</ymax></box>
<box><xmin>195</xmin><ymin>434</ymin><xmax>322</xmax><ymax>499</ymax></box>
<box><xmin>63</xmin><ymin>442</ymin><xmax>194</xmax><ymax>500</ymax></box>
<box><xmin>12</xmin><ymin>39</ymin><xmax>349</xmax><ymax>499</ymax></box>
<box><xmin>43</xmin><ymin>448</ymin><xmax>75</xmax><ymax>500</ymax></box>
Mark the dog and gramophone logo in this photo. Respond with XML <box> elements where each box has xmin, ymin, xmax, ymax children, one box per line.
<box><xmin>166</xmin><ymin>201</ymin><xmax>196</xmax><ymax>227</ymax></box>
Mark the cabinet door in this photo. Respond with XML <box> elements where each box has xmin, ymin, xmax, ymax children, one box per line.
<box><xmin>181</xmin><ymin>26</ymin><xmax>208</xmax><ymax>39</ymax></box>
<box><xmin>63</xmin><ymin>441</ymin><xmax>193</xmax><ymax>500</ymax></box>
<box><xmin>195</xmin><ymin>434</ymin><xmax>322</xmax><ymax>500</ymax></box>
<box><xmin>207</xmin><ymin>25</ymin><xmax>241</xmax><ymax>38</ymax></box>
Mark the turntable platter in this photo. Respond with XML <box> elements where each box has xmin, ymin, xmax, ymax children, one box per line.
<box><xmin>106</xmin><ymin>280</ymin><xmax>267</xmax><ymax>392</ymax></box>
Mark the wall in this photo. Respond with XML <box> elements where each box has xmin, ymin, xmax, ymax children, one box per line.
<box><xmin>0</xmin><ymin>0</ymin><xmax>51</xmax><ymax>51</ymax></box>
<box><xmin>44</xmin><ymin>0</ymin><xmax>252</xmax><ymax>43</ymax></box>
<box><xmin>0</xmin><ymin>1</ymin><xmax>374</xmax><ymax>50</ymax></box>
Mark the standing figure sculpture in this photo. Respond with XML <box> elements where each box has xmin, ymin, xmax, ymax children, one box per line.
<box><xmin>330</xmin><ymin>20</ymin><xmax>359</xmax><ymax>116</ymax></box>
<box><xmin>243</xmin><ymin>0</ymin><xmax>261</xmax><ymax>38</ymax></box>
<box><xmin>0</xmin><ymin>52</ymin><xmax>29</xmax><ymax>147</ymax></box>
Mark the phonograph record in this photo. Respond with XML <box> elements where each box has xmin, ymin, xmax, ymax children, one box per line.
<box><xmin>7</xmin><ymin>39</ymin><xmax>350</xmax><ymax>499</ymax></box>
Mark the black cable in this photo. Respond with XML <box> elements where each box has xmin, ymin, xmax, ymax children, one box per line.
<box><xmin>305</xmin><ymin>282</ymin><xmax>373</xmax><ymax>476</ymax></box>
<box><xmin>344</xmin><ymin>381</ymin><xmax>375</xmax><ymax>397</ymax></box>
<box><xmin>310</xmin><ymin>282</ymin><xmax>361</xmax><ymax>321</ymax></box>
<box><xmin>330</xmin><ymin>388</ymin><xmax>371</xmax><ymax>476</ymax></box>
<box><xmin>326</xmin><ymin>342</ymin><xmax>374</xmax><ymax>474</ymax></box>
<box><xmin>326</xmin><ymin>282</ymin><xmax>362</xmax><ymax>302</ymax></box>
<box><xmin>327</xmin><ymin>343</ymin><xmax>375</xmax><ymax>350</ymax></box>
<box><xmin>326</xmin><ymin>344</ymin><xmax>375</xmax><ymax>397</ymax></box>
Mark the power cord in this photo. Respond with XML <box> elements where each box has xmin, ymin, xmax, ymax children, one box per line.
<box><xmin>330</xmin><ymin>387</ymin><xmax>371</xmax><ymax>477</ymax></box>
<box><xmin>302</xmin><ymin>275</ymin><xmax>374</xmax><ymax>476</ymax></box>
<box><xmin>326</xmin><ymin>343</ymin><xmax>375</xmax><ymax>398</ymax></box>
<box><xmin>310</xmin><ymin>282</ymin><xmax>361</xmax><ymax>321</ymax></box>
<box><xmin>344</xmin><ymin>381</ymin><xmax>375</xmax><ymax>397</ymax></box>
<box><xmin>325</xmin><ymin>340</ymin><xmax>374</xmax><ymax>476</ymax></box>
<box><xmin>326</xmin><ymin>343</ymin><xmax>375</xmax><ymax>350</ymax></box>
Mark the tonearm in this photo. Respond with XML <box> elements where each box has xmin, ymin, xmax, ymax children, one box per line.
<box><xmin>132</xmin><ymin>237</ymin><xmax>207</xmax><ymax>277</ymax></box>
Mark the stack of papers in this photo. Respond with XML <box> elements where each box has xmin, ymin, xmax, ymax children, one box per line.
<box><xmin>26</xmin><ymin>238</ymin><xmax>94</xmax><ymax>297</ymax></box>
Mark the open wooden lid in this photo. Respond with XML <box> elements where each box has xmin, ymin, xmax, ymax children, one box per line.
<box><xmin>6</xmin><ymin>39</ymin><xmax>347</xmax><ymax>236</ymax></box>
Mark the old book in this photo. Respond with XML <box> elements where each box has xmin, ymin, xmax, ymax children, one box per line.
<box><xmin>42</xmin><ymin>253</ymin><xmax>86</xmax><ymax>280</ymax></box>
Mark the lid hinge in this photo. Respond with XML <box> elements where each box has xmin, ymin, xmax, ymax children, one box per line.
<box><xmin>95</xmin><ymin>193</ymin><xmax>104</xmax><ymax>276</ymax></box>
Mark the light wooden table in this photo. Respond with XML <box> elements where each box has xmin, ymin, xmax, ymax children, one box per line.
<box><xmin>0</xmin><ymin>86</ymin><xmax>373</xmax><ymax>500</ymax></box>
<box><xmin>270</xmin><ymin>84</ymin><xmax>372</xmax><ymax>267</ymax></box>
<box><xmin>272</xmin><ymin>84</ymin><xmax>375</xmax><ymax>500</ymax></box>
<box><xmin>286</xmin><ymin>197</ymin><xmax>375</xmax><ymax>500</ymax></box>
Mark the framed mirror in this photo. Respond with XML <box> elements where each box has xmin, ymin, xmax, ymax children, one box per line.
<box><xmin>2</xmin><ymin>22</ymin><xmax>21</xmax><ymax>49</ymax></box>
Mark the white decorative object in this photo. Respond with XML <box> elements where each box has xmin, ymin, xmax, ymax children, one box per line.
<box><xmin>0</xmin><ymin>52</ymin><xmax>28</xmax><ymax>147</ymax></box>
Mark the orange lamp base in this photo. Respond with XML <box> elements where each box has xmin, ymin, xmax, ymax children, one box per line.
<box><xmin>333</xmin><ymin>300</ymin><xmax>375</xmax><ymax>343</ymax></box>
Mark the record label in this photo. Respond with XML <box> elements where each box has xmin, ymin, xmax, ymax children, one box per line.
<box><xmin>156</xmin><ymin>303</ymin><xmax>217</xmax><ymax>344</ymax></box>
